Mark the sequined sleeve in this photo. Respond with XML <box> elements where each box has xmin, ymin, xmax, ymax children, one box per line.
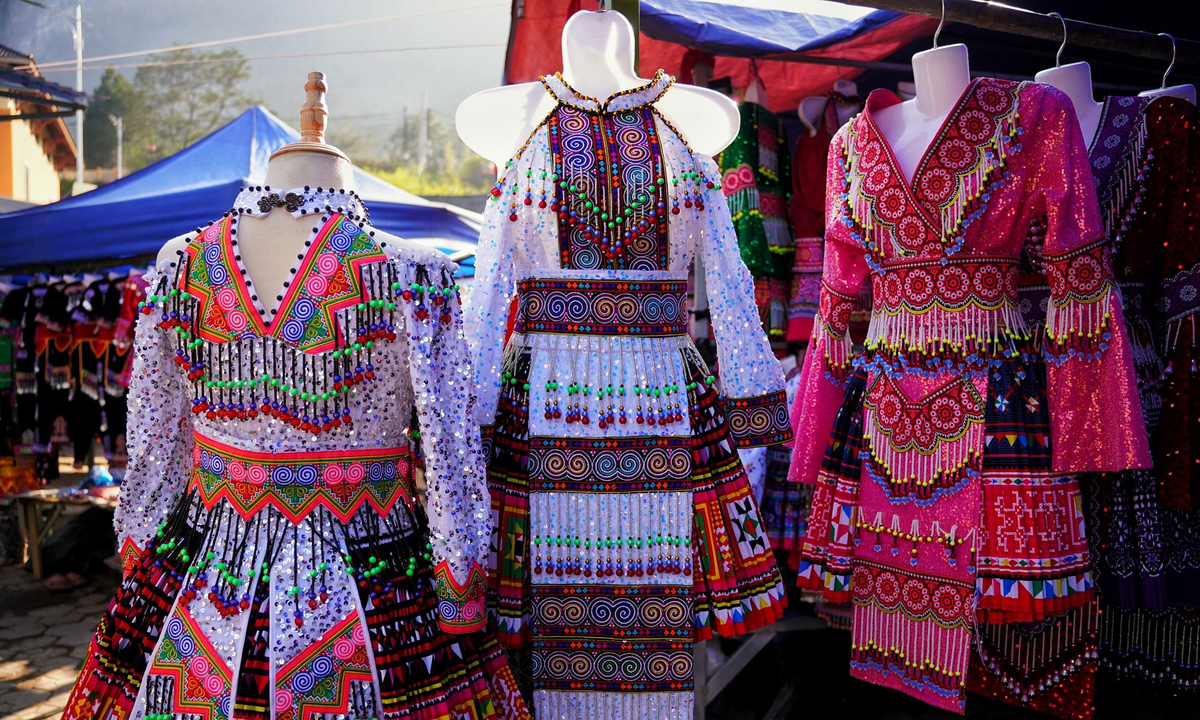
<box><xmin>112</xmin><ymin>269</ymin><xmax>195</xmax><ymax>571</ymax></box>
<box><xmin>1029</xmin><ymin>85</ymin><xmax>1151</xmax><ymax>472</ymax></box>
<box><xmin>391</xmin><ymin>250</ymin><xmax>490</xmax><ymax>634</ymax></box>
<box><xmin>464</xmin><ymin>171</ymin><xmax>521</xmax><ymax>432</ymax></box>
<box><xmin>787</xmin><ymin>126</ymin><xmax>871</xmax><ymax>484</ymax></box>
<box><xmin>694</xmin><ymin>154</ymin><xmax>792</xmax><ymax>448</ymax></box>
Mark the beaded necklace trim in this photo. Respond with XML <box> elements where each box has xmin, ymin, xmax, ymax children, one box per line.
<box><xmin>540</xmin><ymin>69</ymin><xmax>673</xmax><ymax>112</ymax></box>
<box><xmin>231</xmin><ymin>186</ymin><xmax>368</xmax><ymax>220</ymax></box>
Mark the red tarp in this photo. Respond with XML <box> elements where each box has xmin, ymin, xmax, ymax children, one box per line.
<box><xmin>504</xmin><ymin>0</ymin><xmax>937</xmax><ymax>114</ymax></box>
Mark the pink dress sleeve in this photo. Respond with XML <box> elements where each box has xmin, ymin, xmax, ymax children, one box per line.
<box><xmin>1031</xmin><ymin>86</ymin><xmax>1151</xmax><ymax>472</ymax></box>
<box><xmin>788</xmin><ymin>126</ymin><xmax>871</xmax><ymax>484</ymax></box>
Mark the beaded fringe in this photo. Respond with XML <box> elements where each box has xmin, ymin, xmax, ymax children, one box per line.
<box><xmin>850</xmin><ymin>601</ymin><xmax>971</xmax><ymax>701</ymax></box>
<box><xmin>1100</xmin><ymin>115</ymin><xmax>1151</xmax><ymax>245</ymax></box>
<box><xmin>1044</xmin><ymin>283</ymin><xmax>1116</xmax><ymax>362</ymax></box>
<box><xmin>867</xmin><ymin>302</ymin><xmax>1028</xmax><ymax>360</ymax></box>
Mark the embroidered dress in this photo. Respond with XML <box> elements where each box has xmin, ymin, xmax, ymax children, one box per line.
<box><xmin>467</xmin><ymin>71</ymin><xmax>791</xmax><ymax>719</ymax></box>
<box><xmin>62</xmin><ymin>188</ymin><xmax>528</xmax><ymax>720</ymax></box>
<box><xmin>787</xmin><ymin>79</ymin><xmax>1151</xmax><ymax>713</ymax></box>
<box><xmin>720</xmin><ymin>101</ymin><xmax>793</xmax><ymax>339</ymax></box>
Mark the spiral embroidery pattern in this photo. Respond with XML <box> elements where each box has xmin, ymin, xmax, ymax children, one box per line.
<box><xmin>527</xmin><ymin>436</ymin><xmax>692</xmax><ymax>491</ymax></box>
<box><xmin>514</xmin><ymin>278</ymin><xmax>688</xmax><ymax>336</ymax></box>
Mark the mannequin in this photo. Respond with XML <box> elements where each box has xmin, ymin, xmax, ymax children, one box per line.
<box><xmin>456</xmin><ymin>9</ymin><xmax>739</xmax><ymax>168</ymax></box>
<box><xmin>798</xmin><ymin>79</ymin><xmax>860</xmax><ymax>136</ymax></box>
<box><xmin>1036</xmin><ymin>62</ymin><xmax>1104</xmax><ymax>146</ymax></box>
<box><xmin>872</xmin><ymin>42</ymin><xmax>972</xmax><ymax>181</ymax></box>
<box><xmin>156</xmin><ymin>73</ymin><xmax>401</xmax><ymax>315</ymax></box>
<box><xmin>1139</xmin><ymin>33</ymin><xmax>1196</xmax><ymax>105</ymax></box>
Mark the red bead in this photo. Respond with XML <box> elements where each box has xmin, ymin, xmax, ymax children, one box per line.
<box><xmin>491</xmin><ymin>187</ymin><xmax>502</xmax><ymax>197</ymax></box>
<box><xmin>538</xmin><ymin>200</ymin><xmax>547</xmax><ymax>209</ymax></box>
<box><xmin>308</xmin><ymin>599</ymin><xmax>319</xmax><ymax>609</ymax></box>
<box><xmin>524</xmin><ymin>197</ymin><xmax>532</xmax><ymax>206</ymax></box>
<box><xmin>290</xmin><ymin>417</ymin><xmax>301</xmax><ymax>427</ymax></box>
<box><xmin>206</xmin><ymin>411</ymin><xmax>217</xmax><ymax>420</ymax></box>
<box><xmin>509</xmin><ymin>213</ymin><xmax>518</xmax><ymax>222</ymax></box>
<box><xmin>241</xmin><ymin>600</ymin><xmax>251</xmax><ymax>610</ymax></box>
<box><xmin>294</xmin><ymin>617</ymin><xmax>304</xmax><ymax>628</ymax></box>
<box><xmin>402</xmin><ymin>290</ymin><xmax>412</xmax><ymax>301</ymax></box>
<box><xmin>671</xmin><ymin>207</ymin><xmax>680</xmax><ymax>215</ymax></box>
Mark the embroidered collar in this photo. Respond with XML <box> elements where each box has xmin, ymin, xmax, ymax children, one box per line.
<box><xmin>232</xmin><ymin>186</ymin><xmax>369</xmax><ymax>222</ymax></box>
<box><xmin>844</xmin><ymin>77</ymin><xmax>1024</xmax><ymax>260</ymax></box>
<box><xmin>541</xmin><ymin>69</ymin><xmax>673</xmax><ymax>112</ymax></box>
<box><xmin>180</xmin><ymin>207</ymin><xmax>386</xmax><ymax>354</ymax></box>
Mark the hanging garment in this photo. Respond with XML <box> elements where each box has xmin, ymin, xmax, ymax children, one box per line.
<box><xmin>61</xmin><ymin>188</ymin><xmax>529</xmax><ymax>720</ymax></box>
<box><xmin>720</xmin><ymin>101</ymin><xmax>794</xmax><ymax>338</ymax></box>
<box><xmin>1081</xmin><ymin>96</ymin><xmax>1200</xmax><ymax>695</ymax></box>
<box><xmin>787</xmin><ymin>79</ymin><xmax>1151</xmax><ymax>714</ymax></box>
<box><xmin>468</xmin><ymin>71</ymin><xmax>791</xmax><ymax>719</ymax></box>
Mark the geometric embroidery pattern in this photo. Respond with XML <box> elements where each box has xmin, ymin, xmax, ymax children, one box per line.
<box><xmin>148</xmin><ymin>606</ymin><xmax>234</xmax><ymax>720</ymax></box>
<box><xmin>274</xmin><ymin>613</ymin><xmax>373</xmax><ymax>720</ymax></box>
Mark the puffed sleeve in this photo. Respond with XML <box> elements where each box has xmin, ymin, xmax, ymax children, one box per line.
<box><xmin>1029</xmin><ymin>85</ymin><xmax>1151</xmax><ymax>472</ymax></box>
<box><xmin>393</xmin><ymin>252</ymin><xmax>490</xmax><ymax>634</ymax></box>
<box><xmin>787</xmin><ymin>126</ymin><xmax>871</xmax><ymax>485</ymax></box>
<box><xmin>695</xmin><ymin>153</ymin><xmax>793</xmax><ymax>448</ymax></box>
<box><xmin>112</xmin><ymin>269</ymin><xmax>195</xmax><ymax>572</ymax></box>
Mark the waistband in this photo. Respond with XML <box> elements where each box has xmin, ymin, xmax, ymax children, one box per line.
<box><xmin>514</xmin><ymin>276</ymin><xmax>689</xmax><ymax>336</ymax></box>
<box><xmin>872</xmin><ymin>255</ymin><xmax>1020</xmax><ymax>315</ymax></box>
<box><xmin>188</xmin><ymin>431</ymin><xmax>412</xmax><ymax>524</ymax></box>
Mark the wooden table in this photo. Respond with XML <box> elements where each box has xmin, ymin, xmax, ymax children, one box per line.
<box><xmin>14</xmin><ymin>488</ymin><xmax>117</xmax><ymax>579</ymax></box>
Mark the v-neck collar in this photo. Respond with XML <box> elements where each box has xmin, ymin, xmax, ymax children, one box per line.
<box><xmin>861</xmin><ymin>77</ymin><xmax>982</xmax><ymax>191</ymax></box>
<box><xmin>844</xmin><ymin>77</ymin><xmax>1025</xmax><ymax>259</ymax></box>
<box><xmin>541</xmin><ymin>69</ymin><xmax>673</xmax><ymax>112</ymax></box>
<box><xmin>180</xmin><ymin>207</ymin><xmax>387</xmax><ymax>354</ymax></box>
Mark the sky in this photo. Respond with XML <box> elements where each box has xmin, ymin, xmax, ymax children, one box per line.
<box><xmin>0</xmin><ymin>0</ymin><xmax>517</xmax><ymax>140</ymax></box>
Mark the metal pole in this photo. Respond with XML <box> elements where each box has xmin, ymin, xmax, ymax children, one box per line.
<box><xmin>834</xmin><ymin>0</ymin><xmax>1200</xmax><ymax>68</ymax></box>
<box><xmin>74</xmin><ymin>4</ymin><xmax>84</xmax><ymax>191</ymax></box>
<box><xmin>109</xmin><ymin>114</ymin><xmax>123</xmax><ymax>179</ymax></box>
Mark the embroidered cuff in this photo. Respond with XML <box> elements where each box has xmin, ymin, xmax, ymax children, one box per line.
<box><xmin>119</xmin><ymin>537</ymin><xmax>144</xmax><ymax>576</ymax></box>
<box><xmin>815</xmin><ymin>283</ymin><xmax>856</xmax><ymax>382</ymax></box>
<box><xmin>725</xmin><ymin>390</ymin><xmax>793</xmax><ymax>448</ymax></box>
<box><xmin>434</xmin><ymin>560</ymin><xmax>488</xmax><ymax>634</ymax></box>
<box><xmin>1044</xmin><ymin>239</ymin><xmax>1117</xmax><ymax>361</ymax></box>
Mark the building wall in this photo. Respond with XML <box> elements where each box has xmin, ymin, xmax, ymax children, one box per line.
<box><xmin>0</xmin><ymin>98</ymin><xmax>63</xmax><ymax>205</ymax></box>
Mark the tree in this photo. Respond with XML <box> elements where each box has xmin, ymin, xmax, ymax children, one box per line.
<box><xmin>83</xmin><ymin>69</ymin><xmax>141</xmax><ymax>168</ymax></box>
<box><xmin>378</xmin><ymin>108</ymin><xmax>491</xmax><ymax>196</ymax></box>
<box><xmin>84</xmin><ymin>47</ymin><xmax>258</xmax><ymax>173</ymax></box>
<box><xmin>129</xmin><ymin>48</ymin><xmax>257</xmax><ymax>168</ymax></box>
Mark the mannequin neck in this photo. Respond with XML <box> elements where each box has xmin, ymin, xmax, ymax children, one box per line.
<box><xmin>1036</xmin><ymin>62</ymin><xmax>1101</xmax><ymax>112</ymax></box>
<box><xmin>560</xmin><ymin>10</ymin><xmax>643</xmax><ymax>99</ymax></box>
<box><xmin>911</xmin><ymin>43</ymin><xmax>971</xmax><ymax>117</ymax></box>
<box><xmin>263</xmin><ymin>149</ymin><xmax>355</xmax><ymax>193</ymax></box>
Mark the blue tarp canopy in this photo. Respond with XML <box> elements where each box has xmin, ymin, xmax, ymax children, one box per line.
<box><xmin>640</xmin><ymin>0</ymin><xmax>904</xmax><ymax>57</ymax></box>
<box><xmin>0</xmin><ymin>106</ymin><xmax>481</xmax><ymax>272</ymax></box>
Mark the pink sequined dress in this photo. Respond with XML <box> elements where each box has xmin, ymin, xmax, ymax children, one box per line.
<box><xmin>467</xmin><ymin>71</ymin><xmax>791</xmax><ymax>719</ymax></box>
<box><xmin>61</xmin><ymin>188</ymin><xmax>528</xmax><ymax>720</ymax></box>
<box><xmin>787</xmin><ymin>78</ymin><xmax>1151</xmax><ymax>713</ymax></box>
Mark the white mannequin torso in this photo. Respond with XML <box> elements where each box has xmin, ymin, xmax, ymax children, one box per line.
<box><xmin>1139</xmin><ymin>84</ymin><xmax>1198</xmax><ymax>105</ymax></box>
<box><xmin>1035</xmin><ymin>62</ymin><xmax>1104</xmax><ymax>148</ymax></box>
<box><xmin>455</xmin><ymin>10</ymin><xmax>740</xmax><ymax>169</ymax></box>
<box><xmin>155</xmin><ymin>151</ymin><xmax>403</xmax><ymax>316</ymax></box>
<box><xmin>871</xmin><ymin>43</ymin><xmax>972</xmax><ymax>182</ymax></box>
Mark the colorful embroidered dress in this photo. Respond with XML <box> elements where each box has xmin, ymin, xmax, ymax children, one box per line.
<box><xmin>720</xmin><ymin>101</ymin><xmax>793</xmax><ymax>338</ymax></box>
<box><xmin>62</xmin><ymin>188</ymin><xmax>528</xmax><ymax>720</ymax></box>
<box><xmin>787</xmin><ymin>79</ymin><xmax>1151</xmax><ymax>713</ymax></box>
<box><xmin>467</xmin><ymin>71</ymin><xmax>791</xmax><ymax>719</ymax></box>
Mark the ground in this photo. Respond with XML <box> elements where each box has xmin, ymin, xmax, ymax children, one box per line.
<box><xmin>0</xmin><ymin>563</ymin><xmax>117</xmax><ymax>720</ymax></box>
